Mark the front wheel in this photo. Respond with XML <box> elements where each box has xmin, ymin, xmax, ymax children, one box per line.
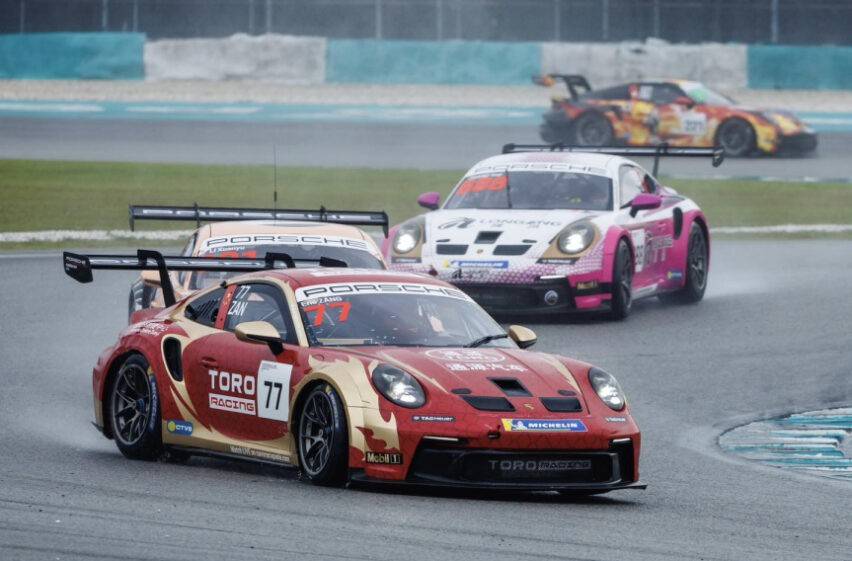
<box><xmin>109</xmin><ymin>354</ymin><xmax>163</xmax><ymax>460</ymax></box>
<box><xmin>660</xmin><ymin>223</ymin><xmax>708</xmax><ymax>304</ymax></box>
<box><xmin>715</xmin><ymin>118</ymin><xmax>756</xmax><ymax>157</ymax></box>
<box><xmin>608</xmin><ymin>240</ymin><xmax>633</xmax><ymax>320</ymax></box>
<box><xmin>572</xmin><ymin>112</ymin><xmax>614</xmax><ymax>146</ymax></box>
<box><xmin>297</xmin><ymin>383</ymin><xmax>349</xmax><ymax>486</ymax></box>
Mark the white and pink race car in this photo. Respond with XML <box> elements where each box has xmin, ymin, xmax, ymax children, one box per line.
<box><xmin>383</xmin><ymin>144</ymin><xmax>723</xmax><ymax>319</ymax></box>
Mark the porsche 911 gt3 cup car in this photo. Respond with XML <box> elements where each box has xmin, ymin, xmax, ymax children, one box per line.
<box><xmin>536</xmin><ymin>75</ymin><xmax>817</xmax><ymax>157</ymax></box>
<box><xmin>63</xmin><ymin>250</ymin><xmax>643</xmax><ymax>493</ymax></box>
<box><xmin>127</xmin><ymin>205</ymin><xmax>388</xmax><ymax>319</ymax></box>
<box><xmin>385</xmin><ymin>144</ymin><xmax>720</xmax><ymax>319</ymax></box>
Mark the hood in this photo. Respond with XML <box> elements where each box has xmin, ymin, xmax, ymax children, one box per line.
<box><xmin>365</xmin><ymin>346</ymin><xmax>588</xmax><ymax>410</ymax></box>
<box><xmin>422</xmin><ymin>208</ymin><xmax>604</xmax><ymax>269</ymax></box>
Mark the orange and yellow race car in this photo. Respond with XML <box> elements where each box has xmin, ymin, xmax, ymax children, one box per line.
<box><xmin>535</xmin><ymin>75</ymin><xmax>817</xmax><ymax>157</ymax></box>
<box><xmin>63</xmin><ymin>249</ymin><xmax>643</xmax><ymax>493</ymax></box>
<box><xmin>127</xmin><ymin>205</ymin><xmax>388</xmax><ymax>318</ymax></box>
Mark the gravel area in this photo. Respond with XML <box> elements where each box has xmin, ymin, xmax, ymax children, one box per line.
<box><xmin>2</xmin><ymin>80</ymin><xmax>852</xmax><ymax>111</ymax></box>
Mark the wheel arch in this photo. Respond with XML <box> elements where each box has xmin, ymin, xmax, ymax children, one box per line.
<box><xmin>100</xmin><ymin>348</ymin><xmax>155</xmax><ymax>440</ymax></box>
<box><xmin>601</xmin><ymin>227</ymin><xmax>636</xmax><ymax>281</ymax></box>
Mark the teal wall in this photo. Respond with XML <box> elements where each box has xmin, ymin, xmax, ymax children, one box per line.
<box><xmin>327</xmin><ymin>39</ymin><xmax>541</xmax><ymax>85</ymax></box>
<box><xmin>748</xmin><ymin>45</ymin><xmax>852</xmax><ymax>90</ymax></box>
<box><xmin>0</xmin><ymin>33</ymin><xmax>145</xmax><ymax>79</ymax></box>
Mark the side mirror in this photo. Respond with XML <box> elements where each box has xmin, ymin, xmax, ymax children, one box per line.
<box><xmin>508</xmin><ymin>325</ymin><xmax>537</xmax><ymax>349</ymax></box>
<box><xmin>417</xmin><ymin>192</ymin><xmax>441</xmax><ymax>211</ymax></box>
<box><xmin>629</xmin><ymin>193</ymin><xmax>663</xmax><ymax>217</ymax></box>
<box><xmin>235</xmin><ymin>321</ymin><xmax>283</xmax><ymax>353</ymax></box>
<box><xmin>673</xmin><ymin>95</ymin><xmax>695</xmax><ymax>108</ymax></box>
<box><xmin>140</xmin><ymin>270</ymin><xmax>161</xmax><ymax>287</ymax></box>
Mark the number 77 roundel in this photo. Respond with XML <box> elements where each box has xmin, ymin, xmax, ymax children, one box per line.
<box><xmin>257</xmin><ymin>360</ymin><xmax>293</xmax><ymax>422</ymax></box>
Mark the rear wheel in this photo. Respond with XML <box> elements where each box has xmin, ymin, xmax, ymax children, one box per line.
<box><xmin>297</xmin><ymin>383</ymin><xmax>349</xmax><ymax>486</ymax></box>
<box><xmin>660</xmin><ymin>223</ymin><xmax>708</xmax><ymax>304</ymax></box>
<box><xmin>572</xmin><ymin>112</ymin><xmax>614</xmax><ymax>146</ymax></box>
<box><xmin>109</xmin><ymin>354</ymin><xmax>162</xmax><ymax>460</ymax></box>
<box><xmin>715</xmin><ymin>118</ymin><xmax>756</xmax><ymax>157</ymax></box>
<box><xmin>608</xmin><ymin>240</ymin><xmax>633</xmax><ymax>320</ymax></box>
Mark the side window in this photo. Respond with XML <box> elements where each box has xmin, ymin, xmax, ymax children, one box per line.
<box><xmin>619</xmin><ymin>166</ymin><xmax>644</xmax><ymax>207</ymax></box>
<box><xmin>642</xmin><ymin>173</ymin><xmax>660</xmax><ymax>194</ymax></box>
<box><xmin>651</xmin><ymin>84</ymin><xmax>685</xmax><ymax>105</ymax></box>
<box><xmin>224</xmin><ymin>283</ymin><xmax>295</xmax><ymax>344</ymax></box>
<box><xmin>184</xmin><ymin>287</ymin><xmax>226</xmax><ymax>327</ymax></box>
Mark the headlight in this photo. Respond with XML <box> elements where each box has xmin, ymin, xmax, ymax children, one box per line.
<box><xmin>588</xmin><ymin>367</ymin><xmax>626</xmax><ymax>411</ymax></box>
<box><xmin>557</xmin><ymin>221</ymin><xmax>597</xmax><ymax>255</ymax></box>
<box><xmin>392</xmin><ymin>221</ymin><xmax>422</xmax><ymax>254</ymax></box>
<box><xmin>371</xmin><ymin>364</ymin><xmax>426</xmax><ymax>408</ymax></box>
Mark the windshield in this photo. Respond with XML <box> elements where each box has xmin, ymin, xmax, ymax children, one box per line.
<box><xmin>295</xmin><ymin>282</ymin><xmax>513</xmax><ymax>347</ymax></box>
<box><xmin>683</xmin><ymin>83</ymin><xmax>735</xmax><ymax>106</ymax></box>
<box><xmin>444</xmin><ymin>171</ymin><xmax>612</xmax><ymax>211</ymax></box>
<box><xmin>189</xmin><ymin>244</ymin><xmax>385</xmax><ymax>290</ymax></box>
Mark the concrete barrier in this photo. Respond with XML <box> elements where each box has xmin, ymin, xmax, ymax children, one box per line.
<box><xmin>748</xmin><ymin>45</ymin><xmax>852</xmax><ymax>90</ymax></box>
<box><xmin>0</xmin><ymin>33</ymin><xmax>144</xmax><ymax>80</ymax></box>
<box><xmin>326</xmin><ymin>39</ymin><xmax>540</xmax><ymax>85</ymax></box>
<box><xmin>541</xmin><ymin>39</ymin><xmax>747</xmax><ymax>90</ymax></box>
<box><xmin>144</xmin><ymin>34</ymin><xmax>325</xmax><ymax>83</ymax></box>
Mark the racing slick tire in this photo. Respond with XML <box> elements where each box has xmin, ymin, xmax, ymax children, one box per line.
<box><xmin>608</xmin><ymin>240</ymin><xmax>634</xmax><ymax>320</ymax></box>
<box><xmin>572</xmin><ymin>112</ymin><xmax>614</xmax><ymax>147</ymax></box>
<box><xmin>296</xmin><ymin>383</ymin><xmax>349</xmax><ymax>487</ymax></box>
<box><xmin>715</xmin><ymin>118</ymin><xmax>756</xmax><ymax>157</ymax></box>
<box><xmin>659</xmin><ymin>223</ymin><xmax>708</xmax><ymax>305</ymax></box>
<box><xmin>108</xmin><ymin>354</ymin><xmax>163</xmax><ymax>461</ymax></box>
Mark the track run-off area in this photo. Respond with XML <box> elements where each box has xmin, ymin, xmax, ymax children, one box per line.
<box><xmin>0</xmin><ymin>240</ymin><xmax>850</xmax><ymax>561</ymax></box>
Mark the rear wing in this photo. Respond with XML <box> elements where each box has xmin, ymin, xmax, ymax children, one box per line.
<box><xmin>63</xmin><ymin>249</ymin><xmax>345</xmax><ymax>307</ymax></box>
<box><xmin>533</xmin><ymin>74</ymin><xmax>592</xmax><ymax>100</ymax></box>
<box><xmin>128</xmin><ymin>204</ymin><xmax>389</xmax><ymax>237</ymax></box>
<box><xmin>501</xmin><ymin>143</ymin><xmax>724</xmax><ymax>176</ymax></box>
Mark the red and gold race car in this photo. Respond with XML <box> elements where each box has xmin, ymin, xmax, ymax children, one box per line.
<box><xmin>63</xmin><ymin>250</ymin><xmax>643</xmax><ymax>493</ymax></box>
<box><xmin>536</xmin><ymin>74</ymin><xmax>817</xmax><ymax>157</ymax></box>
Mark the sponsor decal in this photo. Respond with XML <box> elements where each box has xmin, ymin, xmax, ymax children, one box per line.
<box><xmin>488</xmin><ymin>459</ymin><xmax>592</xmax><ymax>472</ymax></box>
<box><xmin>147</xmin><ymin>372</ymin><xmax>159</xmax><ymax>433</ymax></box>
<box><xmin>296</xmin><ymin>282</ymin><xmax>471</xmax><ymax>302</ymax></box>
<box><xmin>666</xmin><ymin>269</ymin><xmax>684</xmax><ymax>281</ymax></box>
<box><xmin>438</xmin><ymin>217</ymin><xmax>476</xmax><ymax>230</ymax></box>
<box><xmin>166</xmin><ymin>419</ymin><xmax>194</xmax><ymax>435</ymax></box>
<box><xmin>365</xmin><ymin>451</ymin><xmax>403</xmax><ymax>465</ymax></box>
<box><xmin>209</xmin><ymin>393</ymin><xmax>256</xmax><ymax>415</ymax></box>
<box><xmin>501</xmin><ymin>419</ymin><xmax>588</xmax><ymax>432</ymax></box>
<box><xmin>412</xmin><ymin>415</ymin><xmax>455</xmax><ymax>423</ymax></box>
<box><xmin>202</xmin><ymin>234</ymin><xmax>373</xmax><ymax>254</ymax></box>
<box><xmin>605</xmin><ymin>417</ymin><xmax>627</xmax><ymax>423</ymax></box>
<box><xmin>537</xmin><ymin>258</ymin><xmax>577</xmax><ymax>265</ymax></box>
<box><xmin>450</xmin><ymin>260</ymin><xmax>509</xmax><ymax>269</ymax></box>
<box><xmin>425</xmin><ymin>349</ymin><xmax>505</xmax><ymax>363</ymax></box>
<box><xmin>229</xmin><ymin>445</ymin><xmax>288</xmax><ymax>464</ymax></box>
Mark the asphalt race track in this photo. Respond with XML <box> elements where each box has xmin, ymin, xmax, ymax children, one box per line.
<box><xmin>1</xmin><ymin>240</ymin><xmax>850</xmax><ymax>561</ymax></box>
<box><xmin>0</xmin><ymin>117</ymin><xmax>850</xmax><ymax>179</ymax></box>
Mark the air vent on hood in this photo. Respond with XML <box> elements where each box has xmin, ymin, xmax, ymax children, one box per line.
<box><xmin>490</xmin><ymin>378</ymin><xmax>531</xmax><ymax>397</ymax></box>
<box><xmin>541</xmin><ymin>397</ymin><xmax>582</xmax><ymax>412</ymax></box>
<box><xmin>493</xmin><ymin>244</ymin><xmax>531</xmax><ymax>256</ymax></box>
<box><xmin>436</xmin><ymin>244</ymin><xmax>468</xmax><ymax>255</ymax></box>
<box><xmin>474</xmin><ymin>231</ymin><xmax>502</xmax><ymax>244</ymax></box>
<box><xmin>461</xmin><ymin>396</ymin><xmax>515</xmax><ymax>412</ymax></box>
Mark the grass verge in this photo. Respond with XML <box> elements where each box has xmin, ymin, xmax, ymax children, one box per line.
<box><xmin>1</xmin><ymin>159</ymin><xmax>851</xmax><ymax>249</ymax></box>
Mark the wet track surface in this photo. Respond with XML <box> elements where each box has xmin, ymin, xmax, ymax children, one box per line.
<box><xmin>1</xmin><ymin>240</ymin><xmax>850</xmax><ymax>561</ymax></box>
<box><xmin>0</xmin><ymin>117</ymin><xmax>850</xmax><ymax>179</ymax></box>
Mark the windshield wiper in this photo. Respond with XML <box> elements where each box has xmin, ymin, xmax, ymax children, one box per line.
<box><xmin>465</xmin><ymin>333</ymin><xmax>509</xmax><ymax>348</ymax></box>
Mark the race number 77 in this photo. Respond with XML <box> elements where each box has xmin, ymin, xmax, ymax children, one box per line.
<box><xmin>303</xmin><ymin>301</ymin><xmax>352</xmax><ymax>326</ymax></box>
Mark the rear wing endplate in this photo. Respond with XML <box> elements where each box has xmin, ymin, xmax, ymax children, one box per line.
<box><xmin>63</xmin><ymin>249</ymin><xmax>346</xmax><ymax>307</ymax></box>
<box><xmin>501</xmin><ymin>143</ymin><xmax>724</xmax><ymax>176</ymax></box>
<box><xmin>129</xmin><ymin>204</ymin><xmax>389</xmax><ymax>237</ymax></box>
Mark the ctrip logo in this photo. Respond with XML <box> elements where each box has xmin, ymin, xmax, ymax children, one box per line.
<box><xmin>438</xmin><ymin>217</ymin><xmax>475</xmax><ymax>229</ymax></box>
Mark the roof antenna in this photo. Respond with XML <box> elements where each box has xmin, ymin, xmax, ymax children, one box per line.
<box><xmin>272</xmin><ymin>145</ymin><xmax>279</xmax><ymax>213</ymax></box>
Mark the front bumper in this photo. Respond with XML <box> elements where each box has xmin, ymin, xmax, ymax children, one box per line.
<box><xmin>777</xmin><ymin>131</ymin><xmax>818</xmax><ymax>154</ymax></box>
<box><xmin>351</xmin><ymin>440</ymin><xmax>644</xmax><ymax>493</ymax></box>
<box><xmin>455</xmin><ymin>277</ymin><xmax>610</xmax><ymax>315</ymax></box>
